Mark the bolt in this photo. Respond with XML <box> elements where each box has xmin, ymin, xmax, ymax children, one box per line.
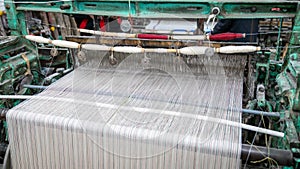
<box><xmin>270</xmin><ymin>65</ymin><xmax>275</xmax><ymax>71</ymax></box>
<box><xmin>260</xmin><ymin>55</ymin><xmax>265</xmax><ymax>59</ymax></box>
<box><xmin>32</xmin><ymin>62</ymin><xmax>37</xmax><ymax>67</ymax></box>
<box><xmin>5</xmin><ymin>4</ymin><xmax>10</xmax><ymax>10</ymax></box>
<box><xmin>14</xmin><ymin>71</ymin><xmax>19</xmax><ymax>76</ymax></box>
<box><xmin>211</xmin><ymin>7</ymin><xmax>220</xmax><ymax>15</ymax></box>
<box><xmin>251</xmin><ymin>6</ymin><xmax>257</xmax><ymax>12</ymax></box>
<box><xmin>60</xmin><ymin>4</ymin><xmax>71</xmax><ymax>10</ymax></box>
<box><xmin>274</xmin><ymin>85</ymin><xmax>279</xmax><ymax>91</ymax></box>
<box><xmin>260</xmin><ymin>67</ymin><xmax>266</xmax><ymax>72</ymax></box>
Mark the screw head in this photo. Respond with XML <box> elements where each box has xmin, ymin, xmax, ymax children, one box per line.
<box><xmin>260</xmin><ymin>67</ymin><xmax>266</xmax><ymax>72</ymax></box>
<box><xmin>211</xmin><ymin>7</ymin><xmax>220</xmax><ymax>15</ymax></box>
<box><xmin>251</xmin><ymin>6</ymin><xmax>257</xmax><ymax>12</ymax></box>
<box><xmin>5</xmin><ymin>4</ymin><xmax>10</xmax><ymax>10</ymax></box>
<box><xmin>60</xmin><ymin>4</ymin><xmax>71</xmax><ymax>10</ymax></box>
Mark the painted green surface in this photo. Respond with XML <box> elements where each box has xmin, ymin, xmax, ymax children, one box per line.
<box><xmin>6</xmin><ymin>1</ymin><xmax>299</xmax><ymax>19</ymax></box>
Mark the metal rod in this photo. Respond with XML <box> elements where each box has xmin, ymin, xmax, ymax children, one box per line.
<box><xmin>241</xmin><ymin>144</ymin><xmax>293</xmax><ymax>166</ymax></box>
<box><xmin>22</xmin><ymin>84</ymin><xmax>47</xmax><ymax>90</ymax></box>
<box><xmin>276</xmin><ymin>18</ymin><xmax>283</xmax><ymax>61</ymax></box>
<box><xmin>0</xmin><ymin>95</ymin><xmax>284</xmax><ymax>137</ymax></box>
<box><xmin>242</xmin><ymin>109</ymin><xmax>280</xmax><ymax>117</ymax></box>
<box><xmin>20</xmin><ymin>85</ymin><xmax>284</xmax><ymax>118</ymax></box>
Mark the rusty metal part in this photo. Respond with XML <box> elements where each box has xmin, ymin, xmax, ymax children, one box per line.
<box><xmin>21</xmin><ymin>53</ymin><xmax>32</xmax><ymax>76</ymax></box>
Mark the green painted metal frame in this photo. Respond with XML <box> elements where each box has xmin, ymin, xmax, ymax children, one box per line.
<box><xmin>4</xmin><ymin>0</ymin><xmax>300</xmax><ymax>36</ymax></box>
<box><xmin>12</xmin><ymin>1</ymin><xmax>298</xmax><ymax>18</ymax></box>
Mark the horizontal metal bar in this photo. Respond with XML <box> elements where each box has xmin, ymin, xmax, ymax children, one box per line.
<box><xmin>242</xmin><ymin>109</ymin><xmax>280</xmax><ymax>117</ymax></box>
<box><xmin>22</xmin><ymin>84</ymin><xmax>47</xmax><ymax>90</ymax></box>
<box><xmin>241</xmin><ymin>144</ymin><xmax>293</xmax><ymax>166</ymax></box>
<box><xmin>0</xmin><ymin>94</ymin><xmax>285</xmax><ymax>137</ymax></box>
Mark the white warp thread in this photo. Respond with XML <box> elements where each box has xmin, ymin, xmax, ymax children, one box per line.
<box><xmin>7</xmin><ymin>52</ymin><xmax>245</xmax><ymax>169</ymax></box>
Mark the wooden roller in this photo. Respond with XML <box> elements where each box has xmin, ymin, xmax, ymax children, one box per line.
<box><xmin>141</xmin><ymin>29</ymin><xmax>194</xmax><ymax>35</ymax></box>
<box><xmin>78</xmin><ymin>29</ymin><xmax>135</xmax><ymax>38</ymax></box>
<box><xmin>78</xmin><ymin>28</ymin><xmax>205</xmax><ymax>40</ymax></box>
<box><xmin>144</xmin><ymin>48</ymin><xmax>176</xmax><ymax>53</ymax></box>
<box><xmin>113</xmin><ymin>46</ymin><xmax>144</xmax><ymax>53</ymax></box>
<box><xmin>172</xmin><ymin>35</ymin><xmax>205</xmax><ymax>40</ymax></box>
<box><xmin>51</xmin><ymin>40</ymin><xmax>80</xmax><ymax>49</ymax></box>
<box><xmin>25</xmin><ymin>35</ymin><xmax>261</xmax><ymax>55</ymax></box>
<box><xmin>179</xmin><ymin>46</ymin><xmax>209</xmax><ymax>55</ymax></box>
<box><xmin>215</xmin><ymin>45</ymin><xmax>261</xmax><ymax>54</ymax></box>
<box><xmin>25</xmin><ymin>35</ymin><xmax>52</xmax><ymax>44</ymax></box>
<box><xmin>81</xmin><ymin>44</ymin><xmax>112</xmax><ymax>51</ymax></box>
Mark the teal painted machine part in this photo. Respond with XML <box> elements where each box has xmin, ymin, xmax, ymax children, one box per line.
<box><xmin>4</xmin><ymin>0</ymin><xmax>300</xmax><ymax>36</ymax></box>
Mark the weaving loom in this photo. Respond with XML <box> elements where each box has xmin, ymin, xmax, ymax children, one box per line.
<box><xmin>0</xmin><ymin>0</ymin><xmax>299</xmax><ymax>168</ymax></box>
<box><xmin>8</xmin><ymin>53</ymin><xmax>245</xmax><ymax>169</ymax></box>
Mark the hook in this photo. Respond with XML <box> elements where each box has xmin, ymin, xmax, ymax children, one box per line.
<box><xmin>109</xmin><ymin>51</ymin><xmax>117</xmax><ymax>65</ymax></box>
<box><xmin>50</xmin><ymin>47</ymin><xmax>58</xmax><ymax>57</ymax></box>
<box><xmin>77</xmin><ymin>50</ymin><xmax>86</xmax><ymax>62</ymax></box>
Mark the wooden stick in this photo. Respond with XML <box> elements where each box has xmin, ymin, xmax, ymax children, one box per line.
<box><xmin>63</xmin><ymin>14</ymin><xmax>72</xmax><ymax>35</ymax></box>
<box><xmin>40</xmin><ymin>12</ymin><xmax>49</xmax><ymax>29</ymax></box>
<box><xmin>54</xmin><ymin>13</ymin><xmax>67</xmax><ymax>39</ymax></box>
<box><xmin>78</xmin><ymin>28</ymin><xmax>207</xmax><ymax>40</ymax></box>
<box><xmin>69</xmin><ymin>15</ymin><xmax>80</xmax><ymax>36</ymax></box>
<box><xmin>47</xmin><ymin>12</ymin><xmax>59</xmax><ymax>39</ymax></box>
